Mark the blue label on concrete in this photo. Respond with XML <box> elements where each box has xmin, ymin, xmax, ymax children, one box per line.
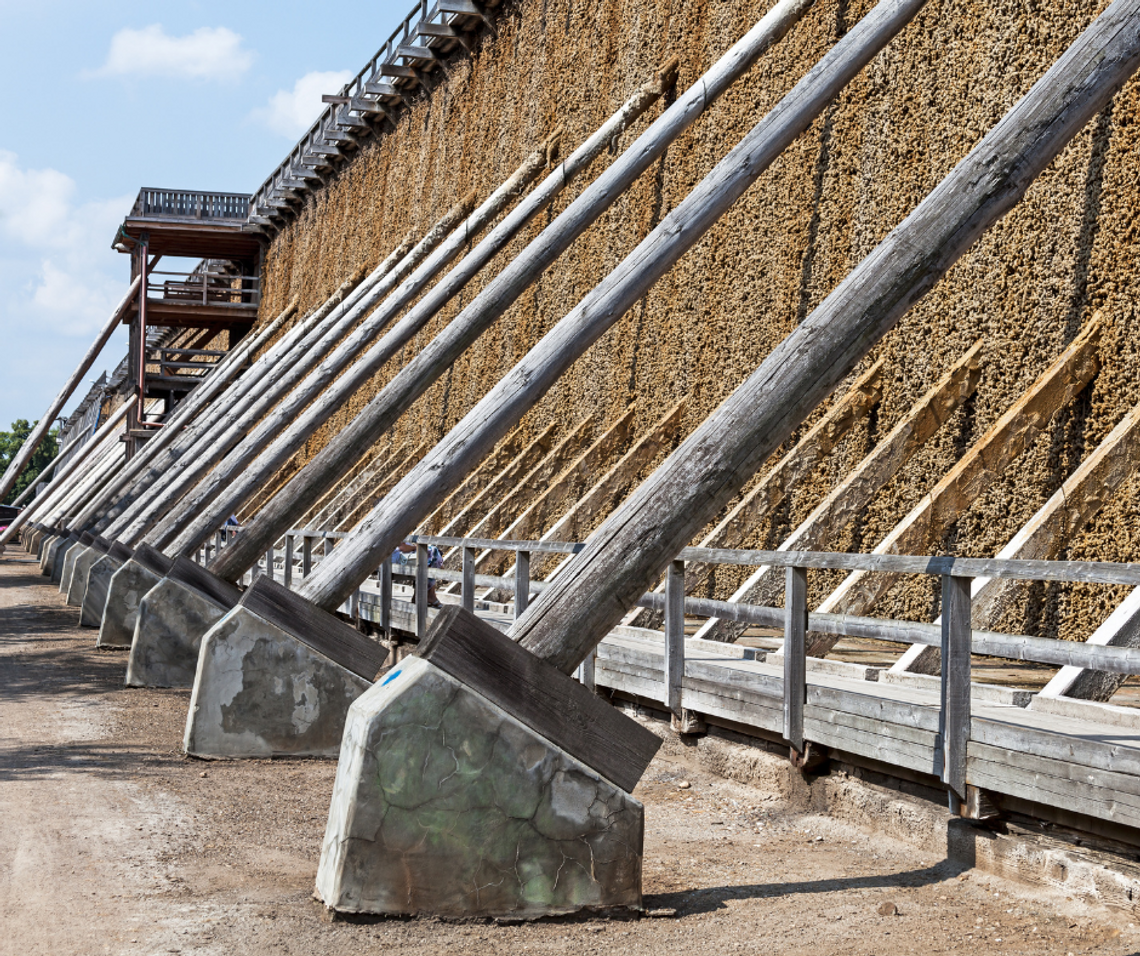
<box><xmin>381</xmin><ymin>668</ymin><xmax>402</xmax><ymax>687</ymax></box>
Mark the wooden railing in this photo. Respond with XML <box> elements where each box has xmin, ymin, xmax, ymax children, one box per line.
<box><xmin>250</xmin><ymin>0</ymin><xmax>494</xmax><ymax>218</ymax></box>
<box><xmin>131</xmin><ymin>188</ymin><xmax>251</xmax><ymax>222</ymax></box>
<box><xmin>146</xmin><ymin>269</ymin><xmax>260</xmax><ymax>306</ymax></box>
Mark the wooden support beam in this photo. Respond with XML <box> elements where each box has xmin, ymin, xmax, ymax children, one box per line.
<box><xmin>694</xmin><ymin>340</ymin><xmax>983</xmax><ymax>642</ymax></box>
<box><xmin>292</xmin><ymin>0</ymin><xmax>921</xmax><ymax>615</ymax></box>
<box><xmin>507</xmin><ymin>0</ymin><xmax>1140</xmax><ymax>676</ymax></box>
<box><xmin>336</xmin><ymin>443</ymin><xmax>429</xmax><ymax>532</ymax></box>
<box><xmin>895</xmin><ymin>395</ymin><xmax>1140</xmax><ymax>675</ymax></box>
<box><xmin>809</xmin><ymin>319</ymin><xmax>1102</xmax><ymax>656</ymax></box>
<box><xmin>421</xmin><ymin>424</ymin><xmax>531</xmax><ymax>532</ymax></box>
<box><xmin>783</xmin><ymin>566</ymin><xmax>808</xmax><ymax>754</ymax></box>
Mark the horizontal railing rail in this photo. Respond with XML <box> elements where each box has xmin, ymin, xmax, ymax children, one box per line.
<box><xmin>145</xmin><ymin>270</ymin><xmax>260</xmax><ymax>307</ymax></box>
<box><xmin>131</xmin><ymin>188</ymin><xmax>251</xmax><ymax>221</ymax></box>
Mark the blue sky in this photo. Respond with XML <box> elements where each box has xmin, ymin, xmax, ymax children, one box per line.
<box><xmin>0</xmin><ymin>0</ymin><xmax>409</xmax><ymax>432</ymax></box>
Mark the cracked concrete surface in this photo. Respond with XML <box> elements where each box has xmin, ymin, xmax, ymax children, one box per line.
<box><xmin>316</xmin><ymin>657</ymin><xmax>643</xmax><ymax>918</ymax></box>
<box><xmin>125</xmin><ymin>577</ymin><xmax>229</xmax><ymax>688</ymax></box>
<box><xmin>98</xmin><ymin>558</ymin><xmax>162</xmax><ymax>649</ymax></box>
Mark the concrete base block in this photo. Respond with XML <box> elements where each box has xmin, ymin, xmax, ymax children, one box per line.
<box><xmin>315</xmin><ymin>655</ymin><xmax>645</xmax><ymax>919</ymax></box>
<box><xmin>81</xmin><ymin>555</ymin><xmax>124</xmax><ymax>628</ymax></box>
<box><xmin>34</xmin><ymin>532</ymin><xmax>52</xmax><ymax>562</ymax></box>
<box><xmin>185</xmin><ymin>605</ymin><xmax>373</xmax><ymax>758</ymax></box>
<box><xmin>41</xmin><ymin>534</ymin><xmax>71</xmax><ymax>578</ymax></box>
<box><xmin>66</xmin><ymin>546</ymin><xmax>104</xmax><ymax>606</ymax></box>
<box><xmin>37</xmin><ymin>534</ymin><xmax>56</xmax><ymax>568</ymax></box>
<box><xmin>98</xmin><ymin>559</ymin><xmax>163</xmax><ymax>648</ymax></box>
<box><xmin>51</xmin><ymin>538</ymin><xmax>81</xmax><ymax>585</ymax></box>
<box><xmin>125</xmin><ymin>577</ymin><xmax>231</xmax><ymax>688</ymax></box>
<box><xmin>59</xmin><ymin>541</ymin><xmax>88</xmax><ymax>594</ymax></box>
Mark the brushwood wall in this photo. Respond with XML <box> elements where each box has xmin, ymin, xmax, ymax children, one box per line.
<box><xmin>254</xmin><ymin>0</ymin><xmax>1140</xmax><ymax>643</ymax></box>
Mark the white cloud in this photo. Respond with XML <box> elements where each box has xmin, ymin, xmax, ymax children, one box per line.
<box><xmin>0</xmin><ymin>150</ymin><xmax>132</xmax><ymax>337</ymax></box>
<box><xmin>252</xmin><ymin>70</ymin><xmax>354</xmax><ymax>138</ymax></box>
<box><xmin>91</xmin><ymin>24</ymin><xmax>253</xmax><ymax>81</ymax></box>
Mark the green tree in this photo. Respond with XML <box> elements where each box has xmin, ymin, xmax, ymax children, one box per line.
<box><xmin>0</xmin><ymin>419</ymin><xmax>59</xmax><ymax>505</ymax></box>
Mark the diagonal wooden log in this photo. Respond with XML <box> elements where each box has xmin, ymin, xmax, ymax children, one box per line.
<box><xmin>806</xmin><ymin>318</ymin><xmax>1102</xmax><ymax>656</ymax></box>
<box><xmin>300</xmin><ymin>443</ymin><xmax>403</xmax><ymax>530</ymax></box>
<box><xmin>893</xmin><ymin>395</ymin><xmax>1140</xmax><ymax>675</ymax></box>
<box><xmin>1038</xmin><ymin>586</ymin><xmax>1140</xmax><ymax>702</ymax></box>
<box><xmin>91</xmin><ymin>205</ymin><xmax>468</xmax><ymax>537</ymax></box>
<box><xmin>155</xmin><ymin>66</ymin><xmax>675</xmax><ymax>558</ymax></box>
<box><xmin>0</xmin><ymin>399</ymin><xmax>134</xmax><ymax>549</ymax></box>
<box><xmin>693</xmin><ymin>340</ymin><xmax>983</xmax><ymax>642</ymax></box>
<box><xmin>8</xmin><ymin>426</ymin><xmax>89</xmax><ymax>509</ymax></box>
<box><xmin>0</xmin><ymin>277</ymin><xmax>139</xmax><ymax>504</ymax></box>
<box><xmin>203</xmin><ymin>0</ymin><xmax>821</xmax><ymax>584</ymax></box>
<box><xmin>221</xmin><ymin>0</ymin><xmax>913</xmax><ymax>598</ymax></box>
<box><xmin>507</xmin><ymin>0</ymin><xmax>1140</xmax><ymax>675</ymax></box>
<box><xmin>621</xmin><ymin>358</ymin><xmax>884</xmax><ymax>626</ymax></box>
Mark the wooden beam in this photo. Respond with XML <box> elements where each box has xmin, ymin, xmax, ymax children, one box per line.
<box><xmin>336</xmin><ymin>443</ymin><xmax>429</xmax><ymax>532</ymax></box>
<box><xmin>894</xmin><ymin>395</ymin><xmax>1140</xmax><ymax>675</ymax></box>
<box><xmin>508</xmin><ymin>0</ymin><xmax>1140</xmax><ymax>675</ymax></box>
<box><xmin>421</xmin><ymin>424</ymin><xmax>531</xmax><ymax>532</ymax></box>
<box><xmin>694</xmin><ymin>340</ymin><xmax>982</xmax><ymax>642</ymax></box>
<box><xmin>808</xmin><ymin>319</ymin><xmax>1102</xmax><ymax>656</ymax></box>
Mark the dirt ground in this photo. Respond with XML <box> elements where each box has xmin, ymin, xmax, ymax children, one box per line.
<box><xmin>1</xmin><ymin>552</ymin><xmax>1137</xmax><ymax>956</ymax></box>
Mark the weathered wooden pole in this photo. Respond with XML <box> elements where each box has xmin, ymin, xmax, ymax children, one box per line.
<box><xmin>0</xmin><ymin>277</ymin><xmax>139</xmax><ymax>504</ymax></box>
<box><xmin>203</xmin><ymin>0</ymin><xmax>821</xmax><ymax>582</ymax></box>
<box><xmin>510</xmin><ymin>0</ymin><xmax>1140</xmax><ymax>674</ymax></box>
<box><xmin>274</xmin><ymin>0</ymin><xmax>931</xmax><ymax>612</ymax></box>
<box><xmin>63</xmin><ymin>294</ymin><xmax>303</xmax><ymax>531</ymax></box>
<box><xmin>6</xmin><ymin>425</ymin><xmax>90</xmax><ymax>508</ymax></box>
<box><xmin>0</xmin><ymin>399</ymin><xmax>135</xmax><ymax>549</ymax></box>
<box><xmin>90</xmin><ymin>206</ymin><xmax>470</xmax><ymax>537</ymax></box>
<box><xmin>155</xmin><ymin>66</ymin><xmax>676</xmax><ymax>555</ymax></box>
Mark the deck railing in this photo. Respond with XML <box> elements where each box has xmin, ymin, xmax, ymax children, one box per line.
<box><xmin>202</xmin><ymin>528</ymin><xmax>1140</xmax><ymax>808</ymax></box>
<box><xmin>145</xmin><ymin>269</ymin><xmax>260</xmax><ymax>307</ymax></box>
<box><xmin>130</xmin><ymin>188</ymin><xmax>251</xmax><ymax>222</ymax></box>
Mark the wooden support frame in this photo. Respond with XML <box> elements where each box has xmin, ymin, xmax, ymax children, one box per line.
<box><xmin>940</xmin><ymin>574</ymin><xmax>972</xmax><ymax>801</ymax></box>
<box><xmin>784</xmin><ymin>566</ymin><xmax>808</xmax><ymax>755</ymax></box>
<box><xmin>809</xmin><ymin>318</ymin><xmax>1102</xmax><ymax>656</ymax></box>
<box><xmin>695</xmin><ymin>340</ymin><xmax>983</xmax><ymax>642</ymax></box>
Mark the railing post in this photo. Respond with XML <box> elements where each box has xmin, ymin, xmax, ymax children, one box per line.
<box><xmin>784</xmin><ymin>565</ymin><xmax>808</xmax><ymax>756</ymax></box>
<box><xmin>664</xmin><ymin>559</ymin><xmax>685</xmax><ymax>718</ymax></box>
<box><xmin>576</xmin><ymin>649</ymin><xmax>596</xmax><ymax>691</ymax></box>
<box><xmin>302</xmin><ymin>534</ymin><xmax>313</xmax><ymax>578</ymax></box>
<box><xmin>381</xmin><ymin>558</ymin><xmax>393</xmax><ymax>639</ymax></box>
<box><xmin>941</xmin><ymin>574</ymin><xmax>972</xmax><ymax>806</ymax></box>
<box><xmin>323</xmin><ymin>534</ymin><xmax>333</xmax><ymax>561</ymax></box>
<box><xmin>264</xmin><ymin>543</ymin><xmax>274</xmax><ymax>583</ymax></box>
<box><xmin>462</xmin><ymin>546</ymin><xmax>475</xmax><ymax>613</ymax></box>
<box><xmin>514</xmin><ymin>550</ymin><xmax>530</xmax><ymax>620</ymax></box>
<box><xmin>284</xmin><ymin>534</ymin><xmax>294</xmax><ymax>588</ymax></box>
<box><xmin>415</xmin><ymin>542</ymin><xmax>430</xmax><ymax>637</ymax></box>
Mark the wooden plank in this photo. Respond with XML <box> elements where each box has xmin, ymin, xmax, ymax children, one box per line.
<box><xmin>416</xmin><ymin>607</ymin><xmax>661</xmax><ymax>792</ymax></box>
<box><xmin>133</xmin><ymin>542</ymin><xmax>174</xmax><ymax>577</ymax></box>
<box><xmin>803</xmin><ymin>718</ymin><xmax>940</xmax><ymax>774</ymax></box>
<box><xmin>1040</xmin><ymin>586</ymin><xmax>1140</xmax><ymax>702</ymax></box>
<box><xmin>971</xmin><ymin>714</ymin><xmax>1140</xmax><ymax>778</ymax></box>
<box><xmin>696</xmin><ymin>340</ymin><xmax>982</xmax><ymax>641</ymax></box>
<box><xmin>969</xmin><ymin>741</ymin><xmax>1140</xmax><ymax>803</ymax></box>
<box><xmin>239</xmin><ymin>576</ymin><xmax>388</xmax><ymax>680</ymax></box>
<box><xmin>810</xmin><ymin>317</ymin><xmax>1102</xmax><ymax>655</ymax></box>
<box><xmin>168</xmin><ymin>556</ymin><xmax>243</xmax><ymax>608</ymax></box>
<box><xmin>511</xmin><ymin>0</ymin><xmax>1140</xmax><ymax>674</ymax></box>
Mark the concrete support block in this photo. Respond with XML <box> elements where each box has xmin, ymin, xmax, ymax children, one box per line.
<box><xmin>81</xmin><ymin>554</ymin><xmax>125</xmax><ymax>628</ymax></box>
<box><xmin>59</xmin><ymin>539</ymin><xmax>90</xmax><ymax>594</ymax></box>
<box><xmin>67</xmin><ymin>545</ymin><xmax>107</xmax><ymax>606</ymax></box>
<box><xmin>125</xmin><ymin>575</ymin><xmax>232</xmax><ymax>688</ymax></box>
<box><xmin>98</xmin><ymin>556</ymin><xmax>167</xmax><ymax>649</ymax></box>
<box><xmin>41</xmin><ymin>534</ymin><xmax>72</xmax><ymax>578</ymax></box>
<box><xmin>315</xmin><ymin>607</ymin><xmax>659</xmax><ymax>920</ymax></box>
<box><xmin>185</xmin><ymin>605</ymin><xmax>374</xmax><ymax>758</ymax></box>
<box><xmin>34</xmin><ymin>531</ymin><xmax>53</xmax><ymax>562</ymax></box>
<box><xmin>50</xmin><ymin>536</ymin><xmax>80</xmax><ymax>584</ymax></box>
<box><xmin>38</xmin><ymin>534</ymin><xmax>58</xmax><ymax>570</ymax></box>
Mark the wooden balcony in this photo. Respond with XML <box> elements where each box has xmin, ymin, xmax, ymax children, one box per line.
<box><xmin>119</xmin><ymin>187</ymin><xmax>263</xmax><ymax>260</ymax></box>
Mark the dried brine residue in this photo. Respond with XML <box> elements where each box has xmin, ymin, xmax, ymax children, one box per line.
<box><xmin>253</xmin><ymin>0</ymin><xmax>1140</xmax><ymax>644</ymax></box>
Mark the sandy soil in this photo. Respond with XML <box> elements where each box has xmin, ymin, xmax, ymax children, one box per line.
<box><xmin>1</xmin><ymin>551</ymin><xmax>1137</xmax><ymax>956</ymax></box>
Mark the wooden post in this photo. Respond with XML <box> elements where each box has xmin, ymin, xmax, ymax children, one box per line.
<box><xmin>664</xmin><ymin>560</ymin><xmax>685</xmax><ymax>718</ymax></box>
<box><xmin>381</xmin><ymin>559</ymin><xmax>393</xmax><ymax>638</ymax></box>
<box><xmin>507</xmin><ymin>0</ymin><xmax>1140</xmax><ymax>674</ymax></box>
<box><xmin>461</xmin><ymin>546</ymin><xmax>476</xmax><ymax>612</ymax></box>
<box><xmin>940</xmin><ymin>574</ymin><xmax>972</xmax><ymax>803</ymax></box>
<box><xmin>514</xmin><ymin>550</ymin><xmax>530</xmax><ymax>620</ymax></box>
<box><xmin>0</xmin><ymin>277</ymin><xmax>139</xmax><ymax>504</ymax></box>
<box><xmin>284</xmin><ymin>535</ymin><xmax>294</xmax><ymax>588</ymax></box>
<box><xmin>576</xmin><ymin>649</ymin><xmax>596</xmax><ymax>691</ymax></box>
<box><xmin>289</xmin><ymin>0</ymin><xmax>930</xmax><ymax>615</ymax></box>
<box><xmin>264</xmin><ymin>544</ymin><xmax>274</xmax><ymax>582</ymax></box>
<box><xmin>302</xmin><ymin>535</ymin><xmax>313</xmax><ymax>578</ymax></box>
<box><xmin>416</xmin><ymin>542</ymin><xmax>429</xmax><ymax>637</ymax></box>
<box><xmin>783</xmin><ymin>566</ymin><xmax>808</xmax><ymax>755</ymax></box>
